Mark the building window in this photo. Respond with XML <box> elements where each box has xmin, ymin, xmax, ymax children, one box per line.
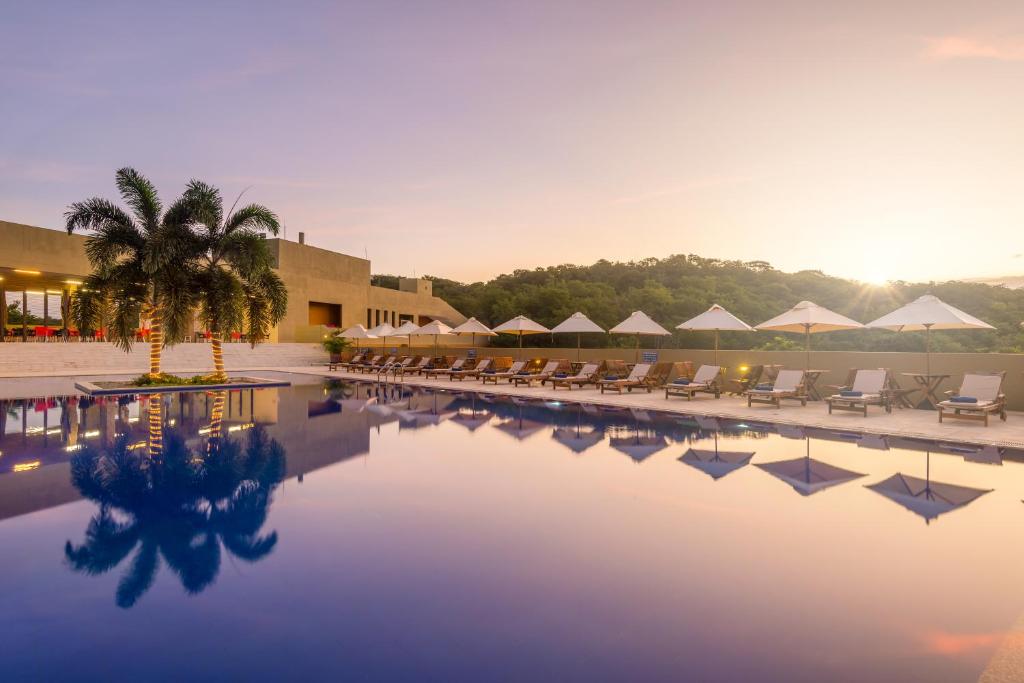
<box><xmin>308</xmin><ymin>302</ymin><xmax>341</xmax><ymax>327</ymax></box>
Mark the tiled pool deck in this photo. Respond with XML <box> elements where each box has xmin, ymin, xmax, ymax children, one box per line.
<box><xmin>279</xmin><ymin>366</ymin><xmax>1024</xmax><ymax>450</ymax></box>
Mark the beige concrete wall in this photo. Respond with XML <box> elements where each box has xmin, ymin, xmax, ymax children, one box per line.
<box><xmin>0</xmin><ymin>220</ymin><xmax>91</xmax><ymax>276</ymax></box>
<box><xmin>266</xmin><ymin>238</ymin><xmax>465</xmax><ymax>341</ymax></box>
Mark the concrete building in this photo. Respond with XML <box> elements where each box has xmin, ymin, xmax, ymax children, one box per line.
<box><xmin>0</xmin><ymin>219</ymin><xmax>465</xmax><ymax>342</ymax></box>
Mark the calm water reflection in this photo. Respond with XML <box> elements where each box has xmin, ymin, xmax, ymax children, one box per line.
<box><xmin>1</xmin><ymin>378</ymin><xmax>1023</xmax><ymax>681</ymax></box>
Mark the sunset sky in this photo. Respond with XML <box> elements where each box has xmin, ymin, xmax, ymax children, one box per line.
<box><xmin>2</xmin><ymin>1</ymin><xmax>1023</xmax><ymax>284</ymax></box>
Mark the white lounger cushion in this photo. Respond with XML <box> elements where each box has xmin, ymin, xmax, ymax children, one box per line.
<box><xmin>750</xmin><ymin>369</ymin><xmax>803</xmax><ymax>394</ymax></box>
<box><xmin>957</xmin><ymin>374</ymin><xmax>1002</xmax><ymax>403</ymax></box>
<box><xmin>691</xmin><ymin>365</ymin><xmax>721</xmax><ymax>385</ymax></box>
<box><xmin>572</xmin><ymin>363</ymin><xmax>598</xmax><ymax>378</ymax></box>
<box><xmin>851</xmin><ymin>369</ymin><xmax>887</xmax><ymax>394</ymax></box>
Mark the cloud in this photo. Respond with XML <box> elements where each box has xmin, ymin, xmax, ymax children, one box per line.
<box><xmin>922</xmin><ymin>35</ymin><xmax>1024</xmax><ymax>62</ymax></box>
<box><xmin>611</xmin><ymin>175</ymin><xmax>753</xmax><ymax>206</ymax></box>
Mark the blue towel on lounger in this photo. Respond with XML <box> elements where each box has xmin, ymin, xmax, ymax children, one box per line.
<box><xmin>604</xmin><ymin>375</ymin><xmax>619</xmax><ymax>381</ymax></box>
<box><xmin>517</xmin><ymin>370</ymin><xmax>530</xmax><ymax>375</ymax></box>
<box><xmin>840</xmin><ymin>390</ymin><xmax>862</xmax><ymax>397</ymax></box>
<box><xmin>755</xmin><ymin>383</ymin><xmax>772</xmax><ymax>390</ymax></box>
<box><xmin>951</xmin><ymin>396</ymin><xmax>978</xmax><ymax>403</ymax></box>
<box><xmin>554</xmin><ymin>372</ymin><xmax>568</xmax><ymax>378</ymax></box>
<box><xmin>483</xmin><ymin>370</ymin><xmax>496</xmax><ymax>374</ymax></box>
<box><xmin>672</xmin><ymin>379</ymin><xmax>690</xmax><ymax>385</ymax></box>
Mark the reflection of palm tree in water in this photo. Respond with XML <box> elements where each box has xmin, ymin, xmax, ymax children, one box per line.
<box><xmin>208</xmin><ymin>390</ymin><xmax>227</xmax><ymax>445</ymax></box>
<box><xmin>64</xmin><ymin>424</ymin><xmax>286</xmax><ymax>608</ymax></box>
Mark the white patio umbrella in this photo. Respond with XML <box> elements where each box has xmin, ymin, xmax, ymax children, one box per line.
<box><xmin>610</xmin><ymin>311</ymin><xmax>671</xmax><ymax>363</ymax></box>
<box><xmin>411</xmin><ymin>319</ymin><xmax>453</xmax><ymax>358</ymax></box>
<box><xmin>755</xmin><ymin>301</ymin><xmax>863</xmax><ymax>370</ymax></box>
<box><xmin>865</xmin><ymin>294</ymin><xmax>995</xmax><ymax>378</ymax></box>
<box><xmin>450</xmin><ymin>317</ymin><xmax>497</xmax><ymax>357</ymax></box>
<box><xmin>339</xmin><ymin>324</ymin><xmax>378</xmax><ymax>353</ymax></box>
<box><xmin>367</xmin><ymin>322</ymin><xmax>399</xmax><ymax>354</ymax></box>
<box><xmin>551</xmin><ymin>312</ymin><xmax>605</xmax><ymax>361</ymax></box>
<box><xmin>676</xmin><ymin>304</ymin><xmax>754</xmax><ymax>365</ymax></box>
<box><xmin>393</xmin><ymin>320</ymin><xmax>420</xmax><ymax>336</ymax></box>
<box><xmin>493</xmin><ymin>315</ymin><xmax>550</xmax><ymax>359</ymax></box>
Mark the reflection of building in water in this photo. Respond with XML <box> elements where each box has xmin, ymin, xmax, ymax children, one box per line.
<box><xmin>0</xmin><ymin>383</ymin><xmax>414</xmax><ymax>521</ymax></box>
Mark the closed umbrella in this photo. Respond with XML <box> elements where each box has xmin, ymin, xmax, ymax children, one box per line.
<box><xmin>411</xmin><ymin>320</ymin><xmax>453</xmax><ymax>358</ymax></box>
<box><xmin>610</xmin><ymin>311</ymin><xmax>671</xmax><ymax>363</ymax></box>
<box><xmin>551</xmin><ymin>312</ymin><xmax>605</xmax><ymax>362</ymax></box>
<box><xmin>865</xmin><ymin>294</ymin><xmax>995</xmax><ymax>378</ymax></box>
<box><xmin>450</xmin><ymin>317</ymin><xmax>497</xmax><ymax>358</ymax></box>
<box><xmin>339</xmin><ymin>324</ymin><xmax>378</xmax><ymax>354</ymax></box>
<box><xmin>755</xmin><ymin>301</ymin><xmax>863</xmax><ymax>370</ymax></box>
<box><xmin>493</xmin><ymin>315</ymin><xmax>550</xmax><ymax>359</ymax></box>
<box><xmin>676</xmin><ymin>304</ymin><xmax>753</xmax><ymax>365</ymax></box>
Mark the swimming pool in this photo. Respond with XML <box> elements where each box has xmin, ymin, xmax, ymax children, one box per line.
<box><xmin>1</xmin><ymin>375</ymin><xmax>1022</xmax><ymax>681</ymax></box>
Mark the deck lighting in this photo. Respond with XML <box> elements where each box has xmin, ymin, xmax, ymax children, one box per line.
<box><xmin>13</xmin><ymin>461</ymin><xmax>41</xmax><ymax>473</ymax></box>
<box><xmin>14</xmin><ymin>269</ymin><xmax>41</xmax><ymax>275</ymax></box>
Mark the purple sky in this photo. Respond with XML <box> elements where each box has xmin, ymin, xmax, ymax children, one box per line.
<box><xmin>3</xmin><ymin>1</ymin><xmax>1024</xmax><ymax>284</ymax></box>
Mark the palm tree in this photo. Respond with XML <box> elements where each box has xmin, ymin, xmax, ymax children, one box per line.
<box><xmin>181</xmin><ymin>181</ymin><xmax>287</xmax><ymax>381</ymax></box>
<box><xmin>65</xmin><ymin>168</ymin><xmax>198</xmax><ymax>379</ymax></box>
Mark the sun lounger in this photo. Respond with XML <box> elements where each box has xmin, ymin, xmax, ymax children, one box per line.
<box><xmin>745</xmin><ymin>369</ymin><xmax>807</xmax><ymax>408</ymax></box>
<box><xmin>350</xmin><ymin>354</ymin><xmax>381</xmax><ymax>372</ymax></box>
<box><xmin>511</xmin><ymin>359</ymin><xmax>570</xmax><ymax>387</ymax></box>
<box><xmin>549</xmin><ymin>362</ymin><xmax>600</xmax><ymax>390</ymax></box>
<box><xmin>360</xmin><ymin>355</ymin><xmax>395</xmax><ymax>373</ymax></box>
<box><xmin>938</xmin><ymin>372</ymin><xmax>1007</xmax><ymax>426</ymax></box>
<box><xmin>599</xmin><ymin>363</ymin><xmax>652</xmax><ymax>394</ymax></box>
<box><xmin>481</xmin><ymin>360</ymin><xmax>527</xmax><ymax>385</ymax></box>
<box><xmin>336</xmin><ymin>353</ymin><xmax>365</xmax><ymax>370</ymax></box>
<box><xmin>388</xmin><ymin>356</ymin><xmax>427</xmax><ymax>377</ymax></box>
<box><xmin>450</xmin><ymin>358</ymin><xmax>491</xmax><ymax>381</ymax></box>
<box><xmin>826</xmin><ymin>369</ymin><xmax>891</xmax><ymax>416</ymax></box>
<box><xmin>424</xmin><ymin>357</ymin><xmax>466</xmax><ymax>378</ymax></box>
<box><xmin>664</xmin><ymin>364</ymin><xmax>724</xmax><ymax>400</ymax></box>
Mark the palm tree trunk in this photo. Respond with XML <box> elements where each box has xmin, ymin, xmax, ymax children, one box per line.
<box><xmin>148</xmin><ymin>306</ymin><xmax>163</xmax><ymax>379</ymax></box>
<box><xmin>210</xmin><ymin>332</ymin><xmax>227</xmax><ymax>382</ymax></box>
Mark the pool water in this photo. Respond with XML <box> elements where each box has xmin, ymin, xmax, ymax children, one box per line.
<box><xmin>2</xmin><ymin>377</ymin><xmax>1023</xmax><ymax>682</ymax></box>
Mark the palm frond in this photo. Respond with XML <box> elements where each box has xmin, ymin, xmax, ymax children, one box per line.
<box><xmin>183</xmin><ymin>179</ymin><xmax>224</xmax><ymax>234</ymax></box>
<box><xmin>65</xmin><ymin>197</ymin><xmax>136</xmax><ymax>236</ymax></box>
<box><xmin>224</xmin><ymin>203</ymin><xmax>280</xmax><ymax>236</ymax></box>
<box><xmin>115</xmin><ymin>168</ymin><xmax>162</xmax><ymax>230</ymax></box>
<box><xmin>243</xmin><ymin>269</ymin><xmax>288</xmax><ymax>346</ymax></box>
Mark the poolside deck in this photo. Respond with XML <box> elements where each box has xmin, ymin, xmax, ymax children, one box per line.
<box><xmin>281</xmin><ymin>366</ymin><xmax>1024</xmax><ymax>450</ymax></box>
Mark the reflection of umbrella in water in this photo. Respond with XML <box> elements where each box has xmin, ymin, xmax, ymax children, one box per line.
<box><xmin>337</xmin><ymin>397</ymin><xmax>377</xmax><ymax>413</ymax></box>
<box><xmin>866</xmin><ymin>451</ymin><xmax>992</xmax><ymax>523</ymax></box>
<box><xmin>396</xmin><ymin>390</ymin><xmax>455</xmax><ymax>428</ymax></box>
<box><xmin>939</xmin><ymin>443</ymin><xmax>1003</xmax><ymax>466</ymax></box>
<box><xmin>679</xmin><ymin>416</ymin><xmax>755</xmax><ymax>480</ymax></box>
<box><xmin>610</xmin><ymin>433</ymin><xmax>667</xmax><ymax>463</ymax></box>
<box><xmin>494</xmin><ymin>416</ymin><xmax>547</xmax><ymax>441</ymax></box>
<box><xmin>757</xmin><ymin>435</ymin><xmax>865</xmax><ymax>496</ymax></box>
<box><xmin>551</xmin><ymin>404</ymin><xmax>604</xmax><ymax>454</ymax></box>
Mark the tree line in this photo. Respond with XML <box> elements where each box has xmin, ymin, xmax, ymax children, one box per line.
<box><xmin>375</xmin><ymin>256</ymin><xmax>1024</xmax><ymax>352</ymax></box>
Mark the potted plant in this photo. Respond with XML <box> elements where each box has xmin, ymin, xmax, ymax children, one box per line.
<box><xmin>321</xmin><ymin>332</ymin><xmax>352</xmax><ymax>363</ymax></box>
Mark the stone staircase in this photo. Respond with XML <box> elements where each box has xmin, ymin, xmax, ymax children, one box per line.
<box><xmin>0</xmin><ymin>342</ymin><xmax>326</xmax><ymax>377</ymax></box>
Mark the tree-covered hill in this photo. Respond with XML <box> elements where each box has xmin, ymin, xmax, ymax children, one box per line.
<box><xmin>374</xmin><ymin>255</ymin><xmax>1024</xmax><ymax>352</ymax></box>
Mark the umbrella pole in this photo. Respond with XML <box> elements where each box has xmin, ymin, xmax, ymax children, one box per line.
<box><xmin>519</xmin><ymin>333</ymin><xmax>523</xmax><ymax>360</ymax></box>
<box><xmin>714</xmin><ymin>329</ymin><xmax>719</xmax><ymax>366</ymax></box>
<box><xmin>577</xmin><ymin>332</ymin><xmax>581</xmax><ymax>363</ymax></box>
<box><xmin>636</xmin><ymin>333</ymin><xmax>640</xmax><ymax>364</ymax></box>
<box><xmin>925</xmin><ymin>325</ymin><xmax>931</xmax><ymax>378</ymax></box>
<box><xmin>805</xmin><ymin>326</ymin><xmax>811</xmax><ymax>371</ymax></box>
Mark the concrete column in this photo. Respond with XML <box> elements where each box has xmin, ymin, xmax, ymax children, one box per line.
<box><xmin>22</xmin><ymin>291</ymin><xmax>27</xmax><ymax>342</ymax></box>
<box><xmin>43</xmin><ymin>292</ymin><xmax>49</xmax><ymax>340</ymax></box>
<box><xmin>62</xmin><ymin>288</ymin><xmax>70</xmax><ymax>338</ymax></box>
<box><xmin>0</xmin><ymin>284</ymin><xmax>6</xmax><ymax>342</ymax></box>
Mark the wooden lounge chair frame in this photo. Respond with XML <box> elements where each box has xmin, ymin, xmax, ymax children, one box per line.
<box><xmin>549</xmin><ymin>362</ymin><xmax>602</xmax><ymax>390</ymax></box>
<box><xmin>450</xmin><ymin>358</ymin><xmax>492</xmax><ymax>381</ymax></box>
<box><xmin>826</xmin><ymin>369</ymin><xmax>892</xmax><ymax>417</ymax></box>
<box><xmin>482</xmin><ymin>360</ymin><xmax>527</xmax><ymax>385</ymax></box>
<box><xmin>599</xmin><ymin>363</ymin><xmax>652</xmax><ymax>394</ymax></box>
<box><xmin>665</xmin><ymin>365</ymin><xmax>724</xmax><ymax>400</ymax></box>
<box><xmin>745</xmin><ymin>369</ymin><xmax>807</xmax><ymax>408</ymax></box>
<box><xmin>938</xmin><ymin>371</ymin><xmax>1007</xmax><ymax>426</ymax></box>
<box><xmin>511</xmin><ymin>359</ymin><xmax>571</xmax><ymax>387</ymax></box>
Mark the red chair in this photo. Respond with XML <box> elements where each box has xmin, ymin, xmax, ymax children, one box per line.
<box><xmin>33</xmin><ymin>326</ymin><xmax>50</xmax><ymax>342</ymax></box>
